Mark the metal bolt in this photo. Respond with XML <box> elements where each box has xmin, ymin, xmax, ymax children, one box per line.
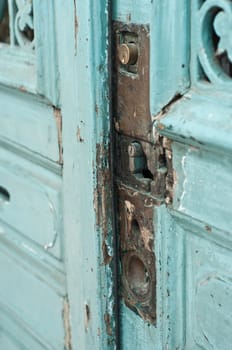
<box><xmin>118</xmin><ymin>43</ymin><xmax>138</xmax><ymax>65</ymax></box>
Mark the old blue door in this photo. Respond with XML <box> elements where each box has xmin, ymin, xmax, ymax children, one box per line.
<box><xmin>0</xmin><ymin>1</ymin><xmax>115</xmax><ymax>350</ymax></box>
<box><xmin>113</xmin><ymin>0</ymin><xmax>232</xmax><ymax>349</ymax></box>
<box><xmin>1</xmin><ymin>1</ymin><xmax>232</xmax><ymax>349</ymax></box>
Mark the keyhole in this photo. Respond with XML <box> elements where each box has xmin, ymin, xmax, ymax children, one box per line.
<box><xmin>0</xmin><ymin>186</ymin><xmax>10</xmax><ymax>203</ymax></box>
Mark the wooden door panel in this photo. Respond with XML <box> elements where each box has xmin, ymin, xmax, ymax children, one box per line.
<box><xmin>0</xmin><ymin>2</ymin><xmax>66</xmax><ymax>349</ymax></box>
<box><xmin>0</xmin><ymin>148</ymin><xmax>63</xmax><ymax>260</ymax></box>
<box><xmin>0</xmin><ymin>1</ymin><xmax>114</xmax><ymax>349</ymax></box>
<box><xmin>161</xmin><ymin>214</ymin><xmax>232</xmax><ymax>349</ymax></box>
<box><xmin>184</xmin><ymin>227</ymin><xmax>232</xmax><ymax>349</ymax></box>
<box><xmin>0</xmin><ymin>0</ymin><xmax>59</xmax><ymax>105</ymax></box>
<box><xmin>0</xmin><ymin>301</ymin><xmax>61</xmax><ymax>350</ymax></box>
<box><xmin>0</xmin><ymin>87</ymin><xmax>61</xmax><ymax>163</ymax></box>
<box><xmin>0</xmin><ymin>249</ymin><xmax>65</xmax><ymax>349</ymax></box>
<box><xmin>171</xmin><ymin>141</ymin><xmax>232</xmax><ymax>233</ymax></box>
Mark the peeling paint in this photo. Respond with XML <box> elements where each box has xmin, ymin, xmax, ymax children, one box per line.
<box><xmin>178</xmin><ymin>154</ymin><xmax>187</xmax><ymax>212</ymax></box>
<box><xmin>140</xmin><ymin>226</ymin><xmax>153</xmax><ymax>251</ymax></box>
<box><xmin>205</xmin><ymin>225</ymin><xmax>212</xmax><ymax>232</ymax></box>
<box><xmin>53</xmin><ymin>107</ymin><xmax>63</xmax><ymax>165</ymax></box>
<box><xmin>102</xmin><ymin>241</ymin><xmax>113</xmax><ymax>265</ymax></box>
<box><xmin>119</xmin><ymin>188</ymin><xmax>156</xmax><ymax>322</ymax></box>
<box><xmin>63</xmin><ymin>297</ymin><xmax>72</xmax><ymax>350</ymax></box>
<box><xmin>95</xmin><ymin>143</ymin><xmax>112</xmax><ymax>265</ymax></box>
<box><xmin>94</xmin><ymin>142</ymin><xmax>116</xmax><ymax>345</ymax></box>
<box><xmin>153</xmin><ymin>93</ymin><xmax>184</xmax><ymax>125</ymax></box>
<box><xmin>125</xmin><ymin>200</ymin><xmax>135</xmax><ymax>220</ymax></box>
<box><xmin>104</xmin><ymin>312</ymin><xmax>113</xmax><ymax>336</ymax></box>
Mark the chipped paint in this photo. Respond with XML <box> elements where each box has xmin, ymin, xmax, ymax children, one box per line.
<box><xmin>53</xmin><ymin>107</ymin><xmax>63</xmax><ymax>164</ymax></box>
<box><xmin>205</xmin><ymin>225</ymin><xmax>212</xmax><ymax>232</ymax></box>
<box><xmin>119</xmin><ymin>188</ymin><xmax>156</xmax><ymax>322</ymax></box>
<box><xmin>84</xmin><ymin>304</ymin><xmax>90</xmax><ymax>332</ymax></box>
<box><xmin>140</xmin><ymin>226</ymin><xmax>153</xmax><ymax>251</ymax></box>
<box><xmin>102</xmin><ymin>241</ymin><xmax>113</xmax><ymax>265</ymax></box>
<box><xmin>178</xmin><ymin>156</ymin><xmax>187</xmax><ymax>211</ymax></box>
<box><xmin>63</xmin><ymin>297</ymin><xmax>72</xmax><ymax>350</ymax></box>
<box><xmin>95</xmin><ymin>143</ymin><xmax>112</xmax><ymax>265</ymax></box>
<box><xmin>104</xmin><ymin>312</ymin><xmax>113</xmax><ymax>336</ymax></box>
<box><xmin>94</xmin><ymin>142</ymin><xmax>116</xmax><ymax>345</ymax></box>
<box><xmin>76</xmin><ymin>126</ymin><xmax>84</xmax><ymax>142</ymax></box>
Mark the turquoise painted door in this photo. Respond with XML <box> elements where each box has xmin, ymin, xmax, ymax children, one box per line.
<box><xmin>0</xmin><ymin>1</ymin><xmax>115</xmax><ymax>350</ymax></box>
<box><xmin>113</xmin><ymin>1</ymin><xmax>232</xmax><ymax>349</ymax></box>
<box><xmin>1</xmin><ymin>1</ymin><xmax>232</xmax><ymax>349</ymax></box>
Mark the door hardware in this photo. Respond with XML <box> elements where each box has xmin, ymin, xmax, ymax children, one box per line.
<box><xmin>113</xmin><ymin>22</ymin><xmax>151</xmax><ymax>141</ymax></box>
<box><xmin>118</xmin><ymin>43</ymin><xmax>138</xmax><ymax>66</ymax></box>
<box><xmin>118</xmin><ymin>187</ymin><xmax>156</xmax><ymax>323</ymax></box>
<box><xmin>113</xmin><ymin>22</ymin><xmax>173</xmax><ymax>324</ymax></box>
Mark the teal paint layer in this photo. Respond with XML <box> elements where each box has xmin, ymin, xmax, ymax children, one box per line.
<box><xmin>112</xmin><ymin>0</ymin><xmax>152</xmax><ymax>24</ymax></box>
<box><xmin>150</xmin><ymin>0</ymin><xmax>190</xmax><ymax>115</ymax></box>
<box><xmin>58</xmin><ymin>1</ymin><xmax>116</xmax><ymax>349</ymax></box>
<box><xmin>156</xmin><ymin>89</ymin><xmax>232</xmax><ymax>155</ymax></box>
<box><xmin>113</xmin><ymin>0</ymin><xmax>190</xmax><ymax>116</ymax></box>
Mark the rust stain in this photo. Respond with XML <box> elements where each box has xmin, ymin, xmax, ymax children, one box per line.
<box><xmin>104</xmin><ymin>312</ymin><xmax>113</xmax><ymax>336</ymax></box>
<box><xmin>118</xmin><ymin>188</ymin><xmax>156</xmax><ymax>323</ymax></box>
<box><xmin>19</xmin><ymin>85</ymin><xmax>27</xmax><ymax>92</ymax></box>
<box><xmin>205</xmin><ymin>225</ymin><xmax>212</xmax><ymax>232</ymax></box>
<box><xmin>53</xmin><ymin>107</ymin><xmax>63</xmax><ymax>165</ymax></box>
<box><xmin>157</xmin><ymin>123</ymin><xmax>165</xmax><ymax>130</ymax></box>
<box><xmin>74</xmin><ymin>0</ymin><xmax>78</xmax><ymax>55</ymax></box>
<box><xmin>63</xmin><ymin>297</ymin><xmax>72</xmax><ymax>350</ymax></box>
<box><xmin>113</xmin><ymin>22</ymin><xmax>151</xmax><ymax>141</ymax></box>
<box><xmin>95</xmin><ymin>143</ymin><xmax>112</xmax><ymax>265</ymax></box>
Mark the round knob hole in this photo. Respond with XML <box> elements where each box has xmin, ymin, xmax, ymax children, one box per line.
<box><xmin>127</xmin><ymin>255</ymin><xmax>150</xmax><ymax>297</ymax></box>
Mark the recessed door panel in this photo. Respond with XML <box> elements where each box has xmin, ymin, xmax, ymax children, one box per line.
<box><xmin>0</xmin><ymin>149</ymin><xmax>63</xmax><ymax>260</ymax></box>
<box><xmin>0</xmin><ymin>1</ymin><xmax>113</xmax><ymax>349</ymax></box>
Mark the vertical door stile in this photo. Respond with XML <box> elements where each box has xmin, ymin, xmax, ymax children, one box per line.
<box><xmin>59</xmin><ymin>1</ymin><xmax>117</xmax><ymax>349</ymax></box>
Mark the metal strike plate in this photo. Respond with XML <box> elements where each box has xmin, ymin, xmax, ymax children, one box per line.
<box><xmin>113</xmin><ymin>22</ymin><xmax>151</xmax><ymax>142</ymax></box>
<box><xmin>115</xmin><ymin>134</ymin><xmax>168</xmax><ymax>200</ymax></box>
<box><xmin>118</xmin><ymin>186</ymin><xmax>156</xmax><ymax>323</ymax></box>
